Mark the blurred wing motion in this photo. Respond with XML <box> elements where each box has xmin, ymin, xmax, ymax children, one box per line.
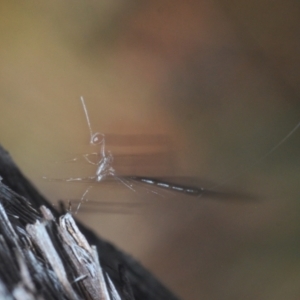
<box><xmin>44</xmin><ymin>132</ymin><xmax>255</xmax><ymax>214</ymax></box>
<box><xmin>53</xmin><ymin>174</ymin><xmax>256</xmax><ymax>215</ymax></box>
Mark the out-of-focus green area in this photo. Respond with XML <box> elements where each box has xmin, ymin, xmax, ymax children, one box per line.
<box><xmin>0</xmin><ymin>1</ymin><xmax>300</xmax><ymax>299</ymax></box>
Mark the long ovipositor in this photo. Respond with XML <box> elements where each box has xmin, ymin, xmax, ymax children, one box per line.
<box><xmin>127</xmin><ymin>176</ymin><xmax>205</xmax><ymax>196</ymax></box>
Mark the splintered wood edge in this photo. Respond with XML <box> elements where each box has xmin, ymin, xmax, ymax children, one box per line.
<box><xmin>0</xmin><ymin>144</ymin><xmax>180</xmax><ymax>300</ymax></box>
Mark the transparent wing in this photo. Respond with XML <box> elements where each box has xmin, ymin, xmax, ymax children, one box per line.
<box><xmin>43</xmin><ymin>132</ymin><xmax>254</xmax><ymax>215</ymax></box>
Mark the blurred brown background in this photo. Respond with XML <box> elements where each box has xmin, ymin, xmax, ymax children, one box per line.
<box><xmin>1</xmin><ymin>1</ymin><xmax>300</xmax><ymax>299</ymax></box>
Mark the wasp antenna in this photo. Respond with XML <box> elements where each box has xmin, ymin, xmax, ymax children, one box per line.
<box><xmin>80</xmin><ymin>96</ymin><xmax>94</xmax><ymax>142</ymax></box>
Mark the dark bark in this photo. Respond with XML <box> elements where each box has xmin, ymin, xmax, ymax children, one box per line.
<box><xmin>0</xmin><ymin>144</ymin><xmax>179</xmax><ymax>300</ymax></box>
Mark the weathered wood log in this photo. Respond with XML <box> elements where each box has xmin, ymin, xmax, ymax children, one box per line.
<box><xmin>0</xmin><ymin>144</ymin><xmax>179</xmax><ymax>300</ymax></box>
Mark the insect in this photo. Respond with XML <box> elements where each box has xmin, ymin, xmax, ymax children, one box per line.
<box><xmin>59</xmin><ymin>97</ymin><xmax>228</xmax><ymax>212</ymax></box>
<box><xmin>47</xmin><ymin>98</ymin><xmax>272</xmax><ymax>213</ymax></box>
<box><xmin>45</xmin><ymin>96</ymin><xmax>300</xmax><ymax>215</ymax></box>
